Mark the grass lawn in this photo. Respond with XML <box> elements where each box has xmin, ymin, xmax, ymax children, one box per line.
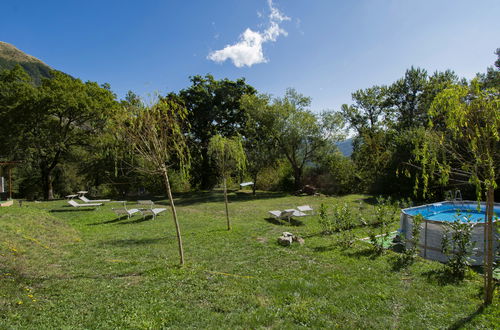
<box><xmin>0</xmin><ymin>191</ymin><xmax>498</xmax><ymax>328</ymax></box>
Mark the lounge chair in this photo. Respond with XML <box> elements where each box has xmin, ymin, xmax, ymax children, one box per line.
<box><xmin>79</xmin><ymin>195</ymin><xmax>111</xmax><ymax>203</ymax></box>
<box><xmin>112</xmin><ymin>207</ymin><xmax>141</xmax><ymax>220</ymax></box>
<box><xmin>137</xmin><ymin>200</ymin><xmax>167</xmax><ymax>219</ymax></box>
<box><xmin>297</xmin><ymin>205</ymin><xmax>314</xmax><ymax>215</ymax></box>
<box><xmin>268</xmin><ymin>209</ymin><xmax>306</xmax><ymax>222</ymax></box>
<box><xmin>68</xmin><ymin>200</ymin><xmax>102</xmax><ymax>208</ymax></box>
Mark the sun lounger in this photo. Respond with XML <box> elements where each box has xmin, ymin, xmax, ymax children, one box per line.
<box><xmin>68</xmin><ymin>200</ymin><xmax>102</xmax><ymax>208</ymax></box>
<box><xmin>297</xmin><ymin>205</ymin><xmax>314</xmax><ymax>215</ymax></box>
<box><xmin>79</xmin><ymin>195</ymin><xmax>111</xmax><ymax>203</ymax></box>
<box><xmin>112</xmin><ymin>207</ymin><xmax>141</xmax><ymax>219</ymax></box>
<box><xmin>137</xmin><ymin>200</ymin><xmax>167</xmax><ymax>219</ymax></box>
<box><xmin>268</xmin><ymin>209</ymin><xmax>306</xmax><ymax>222</ymax></box>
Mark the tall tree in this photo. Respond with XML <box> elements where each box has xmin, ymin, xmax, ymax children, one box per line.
<box><xmin>120</xmin><ymin>98</ymin><xmax>190</xmax><ymax>265</ymax></box>
<box><xmin>252</xmin><ymin>88</ymin><xmax>344</xmax><ymax>190</ymax></box>
<box><xmin>0</xmin><ymin>67</ymin><xmax>119</xmax><ymax>199</ymax></box>
<box><xmin>240</xmin><ymin>94</ymin><xmax>278</xmax><ymax>195</ymax></box>
<box><xmin>413</xmin><ymin>79</ymin><xmax>499</xmax><ymax>305</ymax></box>
<box><xmin>178</xmin><ymin>74</ymin><xmax>256</xmax><ymax>189</ymax></box>
<box><xmin>208</xmin><ymin>134</ymin><xmax>246</xmax><ymax>230</ymax></box>
<box><xmin>386</xmin><ymin>67</ymin><xmax>428</xmax><ymax>130</ymax></box>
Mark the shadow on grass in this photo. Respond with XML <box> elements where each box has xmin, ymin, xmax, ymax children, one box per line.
<box><xmin>343</xmin><ymin>246</ymin><xmax>383</xmax><ymax>260</ymax></box>
<box><xmin>447</xmin><ymin>304</ymin><xmax>485</xmax><ymax>330</ymax></box>
<box><xmin>421</xmin><ymin>268</ymin><xmax>463</xmax><ymax>286</ymax></box>
<box><xmin>172</xmin><ymin>190</ymin><xmax>288</xmax><ymax>207</ymax></box>
<box><xmin>50</xmin><ymin>208</ymin><xmax>97</xmax><ymax>213</ymax></box>
<box><xmin>264</xmin><ymin>217</ymin><xmax>305</xmax><ymax>226</ymax></box>
<box><xmin>102</xmin><ymin>237</ymin><xmax>165</xmax><ymax>247</ymax></box>
<box><xmin>119</xmin><ymin>216</ymin><xmax>155</xmax><ymax>225</ymax></box>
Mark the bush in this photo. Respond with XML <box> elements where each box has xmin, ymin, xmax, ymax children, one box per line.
<box><xmin>441</xmin><ymin>215</ymin><xmax>476</xmax><ymax>280</ymax></box>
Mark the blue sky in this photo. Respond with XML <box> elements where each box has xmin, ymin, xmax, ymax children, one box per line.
<box><xmin>1</xmin><ymin>0</ymin><xmax>499</xmax><ymax>112</ymax></box>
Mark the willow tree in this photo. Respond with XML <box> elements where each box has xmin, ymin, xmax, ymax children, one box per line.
<box><xmin>121</xmin><ymin>98</ymin><xmax>190</xmax><ymax>265</ymax></box>
<box><xmin>208</xmin><ymin>134</ymin><xmax>246</xmax><ymax>230</ymax></box>
<box><xmin>413</xmin><ymin>79</ymin><xmax>499</xmax><ymax>305</ymax></box>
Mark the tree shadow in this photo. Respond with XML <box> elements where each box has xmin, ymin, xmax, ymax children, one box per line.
<box><xmin>50</xmin><ymin>208</ymin><xmax>97</xmax><ymax>213</ymax></box>
<box><xmin>447</xmin><ymin>304</ymin><xmax>485</xmax><ymax>330</ymax></box>
<box><xmin>172</xmin><ymin>190</ymin><xmax>288</xmax><ymax>207</ymax></box>
<box><xmin>420</xmin><ymin>268</ymin><xmax>462</xmax><ymax>286</ymax></box>
<box><xmin>343</xmin><ymin>246</ymin><xmax>382</xmax><ymax>260</ymax></box>
<box><xmin>102</xmin><ymin>237</ymin><xmax>166</xmax><ymax>247</ymax></box>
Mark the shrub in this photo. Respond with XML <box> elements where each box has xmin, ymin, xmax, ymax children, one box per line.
<box><xmin>441</xmin><ymin>214</ymin><xmax>476</xmax><ymax>280</ymax></box>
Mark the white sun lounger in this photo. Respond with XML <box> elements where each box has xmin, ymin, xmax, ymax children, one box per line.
<box><xmin>68</xmin><ymin>200</ymin><xmax>102</xmax><ymax>208</ymax></box>
<box><xmin>297</xmin><ymin>205</ymin><xmax>314</xmax><ymax>215</ymax></box>
<box><xmin>79</xmin><ymin>195</ymin><xmax>111</xmax><ymax>203</ymax></box>
<box><xmin>137</xmin><ymin>200</ymin><xmax>167</xmax><ymax>219</ymax></box>
<box><xmin>269</xmin><ymin>209</ymin><xmax>306</xmax><ymax>222</ymax></box>
<box><xmin>112</xmin><ymin>207</ymin><xmax>141</xmax><ymax>219</ymax></box>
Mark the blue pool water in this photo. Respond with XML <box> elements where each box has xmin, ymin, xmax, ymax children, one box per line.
<box><xmin>404</xmin><ymin>202</ymin><xmax>500</xmax><ymax>223</ymax></box>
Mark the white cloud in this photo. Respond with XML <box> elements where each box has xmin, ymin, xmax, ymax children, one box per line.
<box><xmin>207</xmin><ymin>0</ymin><xmax>290</xmax><ymax>68</ymax></box>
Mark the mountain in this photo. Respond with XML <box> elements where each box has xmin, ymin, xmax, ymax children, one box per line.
<box><xmin>336</xmin><ymin>137</ymin><xmax>354</xmax><ymax>157</ymax></box>
<box><xmin>0</xmin><ymin>41</ymin><xmax>52</xmax><ymax>83</ymax></box>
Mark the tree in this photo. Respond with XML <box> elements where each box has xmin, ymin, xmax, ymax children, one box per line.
<box><xmin>208</xmin><ymin>134</ymin><xmax>246</xmax><ymax>230</ymax></box>
<box><xmin>178</xmin><ymin>74</ymin><xmax>255</xmax><ymax>189</ymax></box>
<box><xmin>413</xmin><ymin>79</ymin><xmax>499</xmax><ymax>305</ymax></box>
<box><xmin>386</xmin><ymin>67</ymin><xmax>428</xmax><ymax>130</ymax></box>
<box><xmin>240</xmin><ymin>94</ymin><xmax>278</xmax><ymax>195</ymax></box>
<box><xmin>0</xmin><ymin>67</ymin><xmax>119</xmax><ymax>199</ymax></box>
<box><xmin>250</xmin><ymin>88</ymin><xmax>344</xmax><ymax>190</ymax></box>
<box><xmin>120</xmin><ymin>97</ymin><xmax>190</xmax><ymax>265</ymax></box>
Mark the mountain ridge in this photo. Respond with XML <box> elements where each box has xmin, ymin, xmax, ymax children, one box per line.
<box><xmin>0</xmin><ymin>41</ymin><xmax>52</xmax><ymax>83</ymax></box>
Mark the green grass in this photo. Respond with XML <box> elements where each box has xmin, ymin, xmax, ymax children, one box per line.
<box><xmin>0</xmin><ymin>192</ymin><xmax>498</xmax><ymax>328</ymax></box>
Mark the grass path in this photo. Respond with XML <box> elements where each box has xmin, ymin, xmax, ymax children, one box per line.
<box><xmin>0</xmin><ymin>192</ymin><xmax>498</xmax><ymax>328</ymax></box>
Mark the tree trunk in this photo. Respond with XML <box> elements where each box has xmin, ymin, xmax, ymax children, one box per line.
<box><xmin>484</xmin><ymin>185</ymin><xmax>494</xmax><ymax>305</ymax></box>
<box><xmin>293</xmin><ymin>166</ymin><xmax>302</xmax><ymax>190</ymax></box>
<box><xmin>41</xmin><ymin>168</ymin><xmax>54</xmax><ymax>200</ymax></box>
<box><xmin>223</xmin><ymin>177</ymin><xmax>231</xmax><ymax>230</ymax></box>
<box><xmin>162</xmin><ymin>167</ymin><xmax>185</xmax><ymax>265</ymax></box>
<box><xmin>252</xmin><ymin>173</ymin><xmax>257</xmax><ymax>196</ymax></box>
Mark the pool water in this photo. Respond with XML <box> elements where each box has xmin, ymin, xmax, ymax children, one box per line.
<box><xmin>405</xmin><ymin>202</ymin><xmax>500</xmax><ymax>223</ymax></box>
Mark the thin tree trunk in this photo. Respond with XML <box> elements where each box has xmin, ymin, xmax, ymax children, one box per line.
<box><xmin>252</xmin><ymin>173</ymin><xmax>257</xmax><ymax>196</ymax></box>
<box><xmin>223</xmin><ymin>177</ymin><xmax>230</xmax><ymax>230</ymax></box>
<box><xmin>162</xmin><ymin>167</ymin><xmax>185</xmax><ymax>265</ymax></box>
<box><xmin>484</xmin><ymin>185</ymin><xmax>494</xmax><ymax>305</ymax></box>
<box><xmin>41</xmin><ymin>168</ymin><xmax>54</xmax><ymax>200</ymax></box>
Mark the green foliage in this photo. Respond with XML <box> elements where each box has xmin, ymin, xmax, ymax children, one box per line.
<box><xmin>400</xmin><ymin>214</ymin><xmax>423</xmax><ymax>266</ymax></box>
<box><xmin>246</xmin><ymin>89</ymin><xmax>344</xmax><ymax>190</ymax></box>
<box><xmin>208</xmin><ymin>134</ymin><xmax>246</xmax><ymax>181</ymax></box>
<box><xmin>441</xmin><ymin>216</ymin><xmax>476</xmax><ymax>281</ymax></box>
<box><xmin>177</xmin><ymin>74</ymin><xmax>256</xmax><ymax>189</ymax></box>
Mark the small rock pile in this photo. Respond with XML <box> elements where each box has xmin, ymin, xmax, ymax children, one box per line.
<box><xmin>277</xmin><ymin>232</ymin><xmax>305</xmax><ymax>246</ymax></box>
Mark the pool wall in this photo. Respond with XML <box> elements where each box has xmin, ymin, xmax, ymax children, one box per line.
<box><xmin>400</xmin><ymin>201</ymin><xmax>499</xmax><ymax>265</ymax></box>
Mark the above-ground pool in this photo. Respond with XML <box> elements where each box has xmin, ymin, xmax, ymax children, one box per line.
<box><xmin>400</xmin><ymin>201</ymin><xmax>499</xmax><ymax>265</ymax></box>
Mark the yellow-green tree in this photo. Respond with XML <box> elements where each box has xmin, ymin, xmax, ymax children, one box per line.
<box><xmin>120</xmin><ymin>97</ymin><xmax>190</xmax><ymax>265</ymax></box>
<box><xmin>208</xmin><ymin>134</ymin><xmax>246</xmax><ymax>230</ymax></box>
<box><xmin>414</xmin><ymin>79</ymin><xmax>499</xmax><ymax>304</ymax></box>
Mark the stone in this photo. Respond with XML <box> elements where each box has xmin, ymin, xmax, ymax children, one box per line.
<box><xmin>282</xmin><ymin>232</ymin><xmax>294</xmax><ymax>237</ymax></box>
<box><xmin>293</xmin><ymin>236</ymin><xmax>305</xmax><ymax>245</ymax></box>
<box><xmin>278</xmin><ymin>236</ymin><xmax>293</xmax><ymax>246</ymax></box>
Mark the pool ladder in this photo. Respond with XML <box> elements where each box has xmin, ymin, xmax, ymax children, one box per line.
<box><xmin>445</xmin><ymin>189</ymin><xmax>462</xmax><ymax>201</ymax></box>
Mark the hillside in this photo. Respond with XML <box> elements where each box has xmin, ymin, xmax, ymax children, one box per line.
<box><xmin>336</xmin><ymin>137</ymin><xmax>354</xmax><ymax>157</ymax></box>
<box><xmin>0</xmin><ymin>41</ymin><xmax>52</xmax><ymax>83</ymax></box>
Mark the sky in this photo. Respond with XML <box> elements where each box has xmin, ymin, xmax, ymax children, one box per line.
<box><xmin>1</xmin><ymin>0</ymin><xmax>499</xmax><ymax>112</ymax></box>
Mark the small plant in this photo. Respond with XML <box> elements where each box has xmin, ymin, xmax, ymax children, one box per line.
<box><xmin>369</xmin><ymin>230</ymin><xmax>384</xmax><ymax>255</ymax></box>
<box><xmin>399</xmin><ymin>214</ymin><xmax>423</xmax><ymax>266</ymax></box>
<box><xmin>331</xmin><ymin>202</ymin><xmax>354</xmax><ymax>231</ymax></box>
<box><xmin>318</xmin><ymin>203</ymin><xmax>334</xmax><ymax>234</ymax></box>
<box><xmin>338</xmin><ymin>228</ymin><xmax>356</xmax><ymax>249</ymax></box>
<box><xmin>441</xmin><ymin>214</ymin><xmax>476</xmax><ymax>280</ymax></box>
